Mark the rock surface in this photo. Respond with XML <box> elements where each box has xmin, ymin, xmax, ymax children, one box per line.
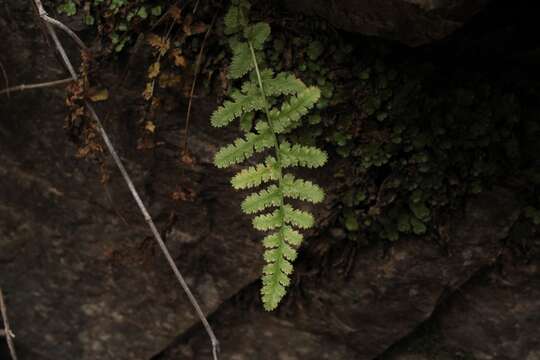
<box><xmin>438</xmin><ymin>254</ymin><xmax>540</xmax><ymax>360</ymax></box>
<box><xmin>162</xmin><ymin>305</ymin><xmax>360</xmax><ymax>360</ymax></box>
<box><xmin>2</xmin><ymin>1</ymin><xmax>539</xmax><ymax>360</ymax></box>
<box><xmin>161</xmin><ymin>188</ymin><xmax>522</xmax><ymax>359</ymax></box>
<box><xmin>0</xmin><ymin>2</ymin><xmax>264</xmax><ymax>359</ymax></box>
<box><xmin>285</xmin><ymin>0</ymin><xmax>491</xmax><ymax>46</ymax></box>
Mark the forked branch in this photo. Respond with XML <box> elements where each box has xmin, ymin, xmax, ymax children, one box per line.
<box><xmin>0</xmin><ymin>288</ymin><xmax>18</xmax><ymax>360</ymax></box>
<box><xmin>0</xmin><ymin>78</ymin><xmax>72</xmax><ymax>95</ymax></box>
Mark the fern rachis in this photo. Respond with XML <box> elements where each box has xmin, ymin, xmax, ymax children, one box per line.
<box><xmin>211</xmin><ymin>0</ymin><xmax>327</xmax><ymax>310</ymax></box>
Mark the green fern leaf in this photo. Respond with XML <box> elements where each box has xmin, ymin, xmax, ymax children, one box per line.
<box><xmin>280</xmin><ymin>142</ymin><xmax>328</xmax><ymax>168</ymax></box>
<box><xmin>229</xmin><ymin>42</ymin><xmax>253</xmax><ymax>79</ymax></box>
<box><xmin>262</xmin><ymin>257</ymin><xmax>292</xmax><ymax>276</ymax></box>
<box><xmin>239</xmin><ymin>111</ymin><xmax>255</xmax><ymax>132</ymax></box>
<box><xmin>234</xmin><ymin>92</ymin><xmax>266</xmax><ymax>113</ymax></box>
<box><xmin>264</xmin><ymin>246</ymin><xmax>297</xmax><ymax>266</ymax></box>
<box><xmin>224</xmin><ymin>0</ymin><xmax>250</xmax><ymax>35</ymax></box>
<box><xmin>264</xmin><ymin>72</ymin><xmax>306</xmax><ymax>97</ymax></box>
<box><xmin>231</xmin><ymin>157</ymin><xmax>278</xmax><ymax>189</ymax></box>
<box><xmin>243</xmin><ymin>71</ymin><xmax>305</xmax><ymax>98</ymax></box>
<box><xmin>211</xmin><ymin>91</ymin><xmax>265</xmax><ymax>128</ymax></box>
<box><xmin>270</xmin><ymin>86</ymin><xmax>321</xmax><ymax>133</ymax></box>
<box><xmin>283</xmin><ymin>205</ymin><xmax>314</xmax><ymax>229</ymax></box>
<box><xmin>241</xmin><ymin>185</ymin><xmax>281</xmax><ymax>214</ymax></box>
<box><xmin>253</xmin><ymin>122</ymin><xmax>275</xmax><ymax>151</ymax></box>
<box><xmin>245</xmin><ymin>22</ymin><xmax>271</xmax><ymax>49</ymax></box>
<box><xmin>261</xmin><ymin>273</ymin><xmax>287</xmax><ymax>310</ymax></box>
<box><xmin>242</xmin><ymin>69</ymin><xmax>274</xmax><ymax>94</ymax></box>
<box><xmin>282</xmin><ymin>174</ymin><xmax>325</xmax><ymax>203</ymax></box>
<box><xmin>214</xmin><ymin>128</ymin><xmax>273</xmax><ymax>168</ymax></box>
<box><xmin>283</xmin><ymin>225</ymin><xmax>303</xmax><ymax>246</ymax></box>
<box><xmin>253</xmin><ymin>209</ymin><xmax>282</xmax><ymax>230</ymax></box>
<box><xmin>210</xmin><ymin>100</ymin><xmax>242</xmax><ymax>128</ymax></box>
<box><xmin>262</xmin><ymin>233</ymin><xmax>280</xmax><ymax>248</ymax></box>
<box><xmin>212</xmin><ymin>1</ymin><xmax>326</xmax><ymax>312</ymax></box>
<box><xmin>260</xmin><ymin>226</ymin><xmax>302</xmax><ymax>310</ymax></box>
<box><xmin>224</xmin><ymin>6</ymin><xmax>241</xmax><ymax>35</ymax></box>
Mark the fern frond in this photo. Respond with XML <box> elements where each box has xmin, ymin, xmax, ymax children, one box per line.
<box><xmin>261</xmin><ymin>268</ymin><xmax>288</xmax><ymax>310</ymax></box>
<box><xmin>243</xmin><ymin>71</ymin><xmax>305</xmax><ymax>98</ymax></box>
<box><xmin>282</xmin><ymin>174</ymin><xmax>325</xmax><ymax>203</ymax></box>
<box><xmin>214</xmin><ymin>127</ymin><xmax>273</xmax><ymax>168</ymax></box>
<box><xmin>231</xmin><ymin>157</ymin><xmax>278</xmax><ymax>189</ymax></box>
<box><xmin>253</xmin><ymin>209</ymin><xmax>281</xmax><ymax>230</ymax></box>
<box><xmin>229</xmin><ymin>42</ymin><xmax>253</xmax><ymax>79</ymax></box>
<box><xmin>260</xmin><ymin>226</ymin><xmax>303</xmax><ymax>310</ymax></box>
<box><xmin>224</xmin><ymin>0</ymin><xmax>251</xmax><ymax>35</ymax></box>
<box><xmin>242</xmin><ymin>69</ymin><xmax>274</xmax><ymax>94</ymax></box>
<box><xmin>253</xmin><ymin>122</ymin><xmax>275</xmax><ymax>151</ymax></box>
<box><xmin>212</xmin><ymin>1</ymin><xmax>326</xmax><ymax>312</ymax></box>
<box><xmin>262</xmin><ymin>254</ymin><xmax>293</xmax><ymax>275</ymax></box>
<box><xmin>262</xmin><ymin>233</ymin><xmax>279</xmax><ymax>248</ymax></box>
<box><xmin>283</xmin><ymin>225</ymin><xmax>303</xmax><ymax>246</ymax></box>
<box><xmin>283</xmin><ymin>205</ymin><xmax>314</xmax><ymax>229</ymax></box>
<box><xmin>224</xmin><ymin>6</ymin><xmax>241</xmax><ymax>35</ymax></box>
<box><xmin>233</xmin><ymin>90</ymin><xmax>267</xmax><ymax>113</ymax></box>
<box><xmin>280</xmin><ymin>142</ymin><xmax>328</xmax><ymax>168</ymax></box>
<box><xmin>239</xmin><ymin>111</ymin><xmax>255</xmax><ymax>132</ymax></box>
<box><xmin>270</xmin><ymin>86</ymin><xmax>321</xmax><ymax>133</ymax></box>
<box><xmin>210</xmin><ymin>100</ymin><xmax>241</xmax><ymax>128</ymax></box>
<box><xmin>241</xmin><ymin>185</ymin><xmax>281</xmax><ymax>214</ymax></box>
<box><xmin>245</xmin><ymin>22</ymin><xmax>271</xmax><ymax>49</ymax></box>
<box><xmin>265</xmin><ymin>72</ymin><xmax>306</xmax><ymax>97</ymax></box>
<box><xmin>264</xmin><ymin>243</ymin><xmax>297</xmax><ymax>263</ymax></box>
<box><xmin>211</xmin><ymin>91</ymin><xmax>265</xmax><ymax>128</ymax></box>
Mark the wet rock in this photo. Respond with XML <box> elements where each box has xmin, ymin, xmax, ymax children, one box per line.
<box><xmin>160</xmin><ymin>305</ymin><xmax>360</xmax><ymax>359</ymax></box>
<box><xmin>286</xmin><ymin>0</ymin><xmax>491</xmax><ymax>46</ymax></box>
<box><xmin>286</xmin><ymin>188</ymin><xmax>520</xmax><ymax>359</ymax></box>
<box><xmin>438</xmin><ymin>257</ymin><xmax>540</xmax><ymax>360</ymax></box>
<box><xmin>171</xmin><ymin>188</ymin><xmax>521</xmax><ymax>359</ymax></box>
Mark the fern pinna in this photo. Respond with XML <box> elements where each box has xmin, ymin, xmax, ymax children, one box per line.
<box><xmin>211</xmin><ymin>0</ymin><xmax>327</xmax><ymax>311</ymax></box>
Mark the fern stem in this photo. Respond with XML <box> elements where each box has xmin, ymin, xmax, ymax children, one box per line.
<box><xmin>247</xmin><ymin>42</ymin><xmax>281</xmax><ymax>164</ymax></box>
<box><xmin>248</xmin><ymin>41</ymin><xmax>289</xmax><ymax>304</ymax></box>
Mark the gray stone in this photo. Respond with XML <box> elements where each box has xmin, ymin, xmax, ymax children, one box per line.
<box><xmin>172</xmin><ymin>188</ymin><xmax>521</xmax><ymax>359</ymax></box>
<box><xmin>439</xmin><ymin>257</ymin><xmax>540</xmax><ymax>359</ymax></box>
<box><xmin>160</xmin><ymin>307</ymin><xmax>360</xmax><ymax>359</ymax></box>
<box><xmin>285</xmin><ymin>0</ymin><xmax>491</xmax><ymax>46</ymax></box>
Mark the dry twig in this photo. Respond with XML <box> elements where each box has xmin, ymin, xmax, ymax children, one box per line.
<box><xmin>182</xmin><ymin>15</ymin><xmax>216</xmax><ymax>154</ymax></box>
<box><xmin>0</xmin><ymin>77</ymin><xmax>72</xmax><ymax>95</ymax></box>
<box><xmin>0</xmin><ymin>288</ymin><xmax>18</xmax><ymax>360</ymax></box>
<box><xmin>29</xmin><ymin>1</ymin><xmax>220</xmax><ymax>358</ymax></box>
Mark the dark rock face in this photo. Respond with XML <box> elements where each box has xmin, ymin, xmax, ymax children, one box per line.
<box><xmin>169</xmin><ymin>307</ymin><xmax>361</xmax><ymax>359</ymax></box>
<box><xmin>290</xmin><ymin>189</ymin><xmax>520</xmax><ymax>359</ymax></box>
<box><xmin>164</xmin><ymin>189</ymin><xmax>522</xmax><ymax>359</ymax></box>
<box><xmin>439</xmin><ymin>258</ymin><xmax>540</xmax><ymax>360</ymax></box>
<box><xmin>1</xmin><ymin>1</ymin><xmax>538</xmax><ymax>360</ymax></box>
<box><xmin>0</xmin><ymin>2</ymin><xmax>263</xmax><ymax>359</ymax></box>
<box><xmin>285</xmin><ymin>0</ymin><xmax>491</xmax><ymax>46</ymax></box>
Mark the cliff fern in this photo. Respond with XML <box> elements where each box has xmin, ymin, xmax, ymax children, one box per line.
<box><xmin>211</xmin><ymin>0</ymin><xmax>327</xmax><ymax>310</ymax></box>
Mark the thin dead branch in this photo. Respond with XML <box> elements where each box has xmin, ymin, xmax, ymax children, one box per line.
<box><xmin>0</xmin><ymin>78</ymin><xmax>72</xmax><ymax>95</ymax></box>
<box><xmin>182</xmin><ymin>14</ymin><xmax>216</xmax><ymax>154</ymax></box>
<box><xmin>0</xmin><ymin>288</ymin><xmax>18</xmax><ymax>360</ymax></box>
<box><xmin>30</xmin><ymin>1</ymin><xmax>220</xmax><ymax>358</ymax></box>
